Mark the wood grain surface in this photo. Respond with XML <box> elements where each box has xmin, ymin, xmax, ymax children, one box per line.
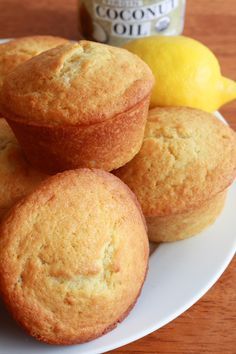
<box><xmin>0</xmin><ymin>1</ymin><xmax>235</xmax><ymax>353</ymax></box>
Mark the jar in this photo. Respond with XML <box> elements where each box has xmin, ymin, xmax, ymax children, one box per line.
<box><xmin>78</xmin><ymin>0</ymin><xmax>186</xmax><ymax>47</ymax></box>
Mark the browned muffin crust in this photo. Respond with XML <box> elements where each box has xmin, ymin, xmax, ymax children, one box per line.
<box><xmin>0</xmin><ymin>35</ymin><xmax>69</xmax><ymax>90</ymax></box>
<box><xmin>115</xmin><ymin>107</ymin><xmax>236</xmax><ymax>217</ymax></box>
<box><xmin>146</xmin><ymin>190</ymin><xmax>226</xmax><ymax>242</ymax></box>
<box><xmin>1</xmin><ymin>41</ymin><xmax>153</xmax><ymax>125</ymax></box>
<box><xmin>1</xmin><ymin>41</ymin><xmax>154</xmax><ymax>172</ymax></box>
<box><xmin>0</xmin><ymin>118</ymin><xmax>46</xmax><ymax>218</ymax></box>
<box><xmin>0</xmin><ymin>169</ymin><xmax>149</xmax><ymax>344</ymax></box>
<box><xmin>1</xmin><ymin>41</ymin><xmax>154</xmax><ymax>126</ymax></box>
<box><xmin>4</xmin><ymin>95</ymin><xmax>149</xmax><ymax>173</ymax></box>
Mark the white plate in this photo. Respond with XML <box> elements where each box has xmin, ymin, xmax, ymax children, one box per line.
<box><xmin>0</xmin><ymin>38</ymin><xmax>235</xmax><ymax>353</ymax></box>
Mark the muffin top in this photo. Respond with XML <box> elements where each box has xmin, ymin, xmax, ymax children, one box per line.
<box><xmin>0</xmin><ymin>119</ymin><xmax>46</xmax><ymax>218</ymax></box>
<box><xmin>1</xmin><ymin>41</ymin><xmax>154</xmax><ymax>126</ymax></box>
<box><xmin>0</xmin><ymin>169</ymin><xmax>148</xmax><ymax>344</ymax></box>
<box><xmin>0</xmin><ymin>35</ymin><xmax>69</xmax><ymax>89</ymax></box>
<box><xmin>115</xmin><ymin>107</ymin><xmax>236</xmax><ymax>216</ymax></box>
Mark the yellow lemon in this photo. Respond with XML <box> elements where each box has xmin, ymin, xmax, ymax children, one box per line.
<box><xmin>124</xmin><ymin>36</ymin><xmax>236</xmax><ymax>112</ymax></box>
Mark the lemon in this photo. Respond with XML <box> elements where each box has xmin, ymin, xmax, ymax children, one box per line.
<box><xmin>123</xmin><ymin>36</ymin><xmax>236</xmax><ymax>112</ymax></box>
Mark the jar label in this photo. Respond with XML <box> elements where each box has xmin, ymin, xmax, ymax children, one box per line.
<box><xmin>78</xmin><ymin>0</ymin><xmax>186</xmax><ymax>46</ymax></box>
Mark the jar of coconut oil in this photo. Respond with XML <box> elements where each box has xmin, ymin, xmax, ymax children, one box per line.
<box><xmin>78</xmin><ymin>0</ymin><xmax>186</xmax><ymax>46</ymax></box>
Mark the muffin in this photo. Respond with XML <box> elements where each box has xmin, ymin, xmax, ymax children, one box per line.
<box><xmin>0</xmin><ymin>41</ymin><xmax>154</xmax><ymax>173</ymax></box>
<box><xmin>0</xmin><ymin>35</ymin><xmax>69</xmax><ymax>89</ymax></box>
<box><xmin>115</xmin><ymin>107</ymin><xmax>236</xmax><ymax>242</ymax></box>
<box><xmin>0</xmin><ymin>118</ymin><xmax>46</xmax><ymax>219</ymax></box>
<box><xmin>0</xmin><ymin>169</ymin><xmax>149</xmax><ymax>344</ymax></box>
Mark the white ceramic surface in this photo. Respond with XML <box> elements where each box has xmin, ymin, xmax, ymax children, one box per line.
<box><xmin>0</xmin><ymin>39</ymin><xmax>235</xmax><ymax>353</ymax></box>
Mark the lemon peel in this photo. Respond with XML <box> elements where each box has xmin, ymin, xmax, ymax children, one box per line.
<box><xmin>124</xmin><ymin>36</ymin><xmax>236</xmax><ymax>112</ymax></box>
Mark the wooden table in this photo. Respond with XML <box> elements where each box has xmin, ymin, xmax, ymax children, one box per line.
<box><xmin>0</xmin><ymin>1</ymin><xmax>235</xmax><ymax>353</ymax></box>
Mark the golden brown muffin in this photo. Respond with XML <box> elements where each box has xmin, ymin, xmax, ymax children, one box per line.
<box><xmin>0</xmin><ymin>169</ymin><xmax>149</xmax><ymax>344</ymax></box>
<box><xmin>0</xmin><ymin>35</ymin><xmax>69</xmax><ymax>89</ymax></box>
<box><xmin>0</xmin><ymin>118</ymin><xmax>46</xmax><ymax>219</ymax></box>
<box><xmin>1</xmin><ymin>41</ymin><xmax>154</xmax><ymax>173</ymax></box>
<box><xmin>115</xmin><ymin>107</ymin><xmax>236</xmax><ymax>242</ymax></box>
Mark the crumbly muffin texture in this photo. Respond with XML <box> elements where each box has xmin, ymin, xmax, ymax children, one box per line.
<box><xmin>0</xmin><ymin>119</ymin><xmax>46</xmax><ymax>218</ymax></box>
<box><xmin>0</xmin><ymin>169</ymin><xmax>148</xmax><ymax>344</ymax></box>
<box><xmin>0</xmin><ymin>35</ymin><xmax>69</xmax><ymax>89</ymax></box>
<box><xmin>115</xmin><ymin>107</ymin><xmax>236</xmax><ymax>216</ymax></box>
<box><xmin>1</xmin><ymin>41</ymin><xmax>154</xmax><ymax>126</ymax></box>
